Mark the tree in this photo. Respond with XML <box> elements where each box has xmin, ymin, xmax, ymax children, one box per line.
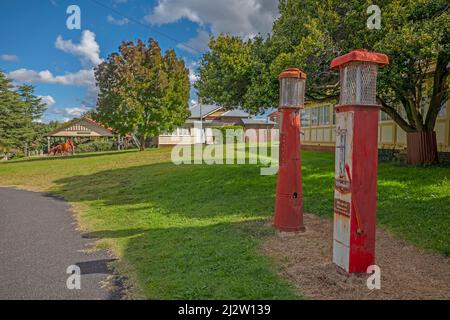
<box><xmin>17</xmin><ymin>84</ymin><xmax>46</xmax><ymax>155</ymax></box>
<box><xmin>195</xmin><ymin>35</ymin><xmax>253</xmax><ymax>109</ymax></box>
<box><xmin>95</xmin><ymin>38</ymin><xmax>190</xmax><ymax>150</ymax></box>
<box><xmin>195</xmin><ymin>35</ymin><xmax>279</xmax><ymax>114</ymax></box>
<box><xmin>0</xmin><ymin>71</ymin><xmax>46</xmax><ymax>156</ymax></box>
<box><xmin>197</xmin><ymin>0</ymin><xmax>449</xmax><ymax>164</ymax></box>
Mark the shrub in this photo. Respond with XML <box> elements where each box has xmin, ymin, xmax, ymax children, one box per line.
<box><xmin>76</xmin><ymin>139</ymin><xmax>114</xmax><ymax>153</ymax></box>
<box><xmin>212</xmin><ymin>125</ymin><xmax>244</xmax><ymax>143</ymax></box>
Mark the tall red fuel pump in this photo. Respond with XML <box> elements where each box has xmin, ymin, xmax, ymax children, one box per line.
<box><xmin>274</xmin><ymin>68</ymin><xmax>307</xmax><ymax>232</ymax></box>
<box><xmin>330</xmin><ymin>49</ymin><xmax>389</xmax><ymax>273</ymax></box>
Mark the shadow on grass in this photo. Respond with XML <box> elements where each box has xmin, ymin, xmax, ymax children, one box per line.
<box><xmin>1</xmin><ymin>149</ymin><xmax>140</xmax><ymax>165</ymax></box>
<box><xmin>52</xmin><ymin>152</ymin><xmax>449</xmax><ymax>298</ymax></box>
<box><xmin>80</xmin><ymin>222</ymin><xmax>298</xmax><ymax>299</ymax></box>
<box><xmin>55</xmin><ymin>163</ymin><xmax>278</xmax><ymax>219</ymax></box>
<box><xmin>54</xmin><ymin>163</ymin><xmax>298</xmax><ymax>299</ymax></box>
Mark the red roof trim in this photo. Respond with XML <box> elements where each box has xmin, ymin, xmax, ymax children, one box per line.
<box><xmin>331</xmin><ymin>49</ymin><xmax>389</xmax><ymax>70</ymax></box>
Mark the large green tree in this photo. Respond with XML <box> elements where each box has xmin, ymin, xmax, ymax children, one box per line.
<box><xmin>0</xmin><ymin>71</ymin><xmax>46</xmax><ymax>156</ymax></box>
<box><xmin>196</xmin><ymin>0</ymin><xmax>449</xmax><ymax>164</ymax></box>
<box><xmin>17</xmin><ymin>84</ymin><xmax>47</xmax><ymax>154</ymax></box>
<box><xmin>95</xmin><ymin>38</ymin><xmax>190</xmax><ymax>150</ymax></box>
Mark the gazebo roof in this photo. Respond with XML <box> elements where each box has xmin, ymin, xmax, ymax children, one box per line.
<box><xmin>45</xmin><ymin>117</ymin><xmax>114</xmax><ymax>138</ymax></box>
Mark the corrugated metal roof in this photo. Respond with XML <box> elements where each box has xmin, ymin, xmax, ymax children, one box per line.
<box><xmin>241</xmin><ymin>118</ymin><xmax>276</xmax><ymax>125</ymax></box>
<box><xmin>221</xmin><ymin>109</ymin><xmax>250</xmax><ymax>118</ymax></box>
<box><xmin>189</xmin><ymin>104</ymin><xmax>222</xmax><ymax>118</ymax></box>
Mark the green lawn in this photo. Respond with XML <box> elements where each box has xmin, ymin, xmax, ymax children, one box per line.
<box><xmin>0</xmin><ymin>148</ymin><xmax>449</xmax><ymax>299</ymax></box>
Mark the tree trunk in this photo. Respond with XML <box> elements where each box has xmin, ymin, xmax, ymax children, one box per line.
<box><xmin>139</xmin><ymin>136</ymin><xmax>146</xmax><ymax>151</ymax></box>
<box><xmin>407</xmin><ymin>131</ymin><xmax>439</xmax><ymax>165</ymax></box>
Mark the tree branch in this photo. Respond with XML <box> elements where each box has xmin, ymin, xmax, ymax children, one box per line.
<box><xmin>425</xmin><ymin>53</ymin><xmax>449</xmax><ymax>131</ymax></box>
<box><xmin>377</xmin><ymin>96</ymin><xmax>416</xmax><ymax>133</ymax></box>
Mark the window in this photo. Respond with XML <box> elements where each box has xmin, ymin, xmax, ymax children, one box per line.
<box><xmin>311</xmin><ymin>105</ymin><xmax>331</xmax><ymax>126</ymax></box>
<box><xmin>322</xmin><ymin>105</ymin><xmax>331</xmax><ymax>125</ymax></box>
<box><xmin>177</xmin><ymin>128</ymin><xmax>190</xmax><ymax>136</ymax></box>
<box><xmin>318</xmin><ymin>106</ymin><xmax>323</xmax><ymax>125</ymax></box>
<box><xmin>300</xmin><ymin>109</ymin><xmax>310</xmax><ymax>127</ymax></box>
<box><xmin>311</xmin><ymin>108</ymin><xmax>318</xmax><ymax>126</ymax></box>
<box><xmin>167</xmin><ymin>128</ymin><xmax>190</xmax><ymax>136</ymax></box>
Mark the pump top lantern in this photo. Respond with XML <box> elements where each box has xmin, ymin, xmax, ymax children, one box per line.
<box><xmin>331</xmin><ymin>49</ymin><xmax>388</xmax><ymax>106</ymax></box>
<box><xmin>279</xmin><ymin>68</ymin><xmax>307</xmax><ymax>109</ymax></box>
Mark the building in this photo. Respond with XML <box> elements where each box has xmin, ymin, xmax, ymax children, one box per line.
<box><xmin>45</xmin><ymin>117</ymin><xmax>116</xmax><ymax>152</ymax></box>
<box><xmin>295</xmin><ymin>99</ymin><xmax>450</xmax><ymax>152</ymax></box>
<box><xmin>158</xmin><ymin>104</ymin><xmax>276</xmax><ymax>146</ymax></box>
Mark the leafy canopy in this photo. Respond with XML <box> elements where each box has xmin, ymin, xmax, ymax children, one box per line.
<box><xmin>196</xmin><ymin>0</ymin><xmax>449</xmax><ymax>133</ymax></box>
<box><xmin>95</xmin><ymin>38</ymin><xmax>190</xmax><ymax>145</ymax></box>
<box><xmin>0</xmin><ymin>71</ymin><xmax>46</xmax><ymax>152</ymax></box>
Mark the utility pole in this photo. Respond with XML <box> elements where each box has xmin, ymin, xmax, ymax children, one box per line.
<box><xmin>198</xmin><ymin>95</ymin><xmax>203</xmax><ymax>144</ymax></box>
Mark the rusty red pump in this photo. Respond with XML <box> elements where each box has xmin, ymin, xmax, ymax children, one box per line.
<box><xmin>330</xmin><ymin>49</ymin><xmax>389</xmax><ymax>273</ymax></box>
<box><xmin>274</xmin><ymin>68</ymin><xmax>307</xmax><ymax>232</ymax></box>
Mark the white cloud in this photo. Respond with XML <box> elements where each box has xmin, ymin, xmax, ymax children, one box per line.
<box><xmin>107</xmin><ymin>15</ymin><xmax>129</xmax><ymax>26</ymax></box>
<box><xmin>145</xmin><ymin>0</ymin><xmax>279</xmax><ymax>53</ymax></box>
<box><xmin>7</xmin><ymin>31</ymin><xmax>103</xmax><ymax>122</ymax></box>
<box><xmin>8</xmin><ymin>68</ymin><xmax>95</xmax><ymax>87</ymax></box>
<box><xmin>38</xmin><ymin>95</ymin><xmax>56</xmax><ymax>107</ymax></box>
<box><xmin>187</xmin><ymin>60</ymin><xmax>199</xmax><ymax>84</ymax></box>
<box><xmin>60</xmin><ymin>106</ymin><xmax>92</xmax><ymax>118</ymax></box>
<box><xmin>46</xmin><ymin>105</ymin><xmax>93</xmax><ymax>120</ymax></box>
<box><xmin>8</xmin><ymin>30</ymin><xmax>102</xmax><ymax>111</ymax></box>
<box><xmin>0</xmin><ymin>54</ymin><xmax>18</xmax><ymax>61</ymax></box>
<box><xmin>55</xmin><ymin>30</ymin><xmax>103</xmax><ymax>68</ymax></box>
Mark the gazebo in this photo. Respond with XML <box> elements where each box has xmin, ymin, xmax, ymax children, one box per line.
<box><xmin>45</xmin><ymin>117</ymin><xmax>117</xmax><ymax>154</ymax></box>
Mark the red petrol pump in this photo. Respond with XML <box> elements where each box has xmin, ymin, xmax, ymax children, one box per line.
<box><xmin>274</xmin><ymin>68</ymin><xmax>307</xmax><ymax>232</ymax></box>
<box><xmin>330</xmin><ymin>49</ymin><xmax>389</xmax><ymax>273</ymax></box>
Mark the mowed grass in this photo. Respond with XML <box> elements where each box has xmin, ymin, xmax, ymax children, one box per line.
<box><xmin>1</xmin><ymin>148</ymin><xmax>449</xmax><ymax>299</ymax></box>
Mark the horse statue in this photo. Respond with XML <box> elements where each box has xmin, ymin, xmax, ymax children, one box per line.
<box><xmin>49</xmin><ymin>139</ymin><xmax>75</xmax><ymax>156</ymax></box>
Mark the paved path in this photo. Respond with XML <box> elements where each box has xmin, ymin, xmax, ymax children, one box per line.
<box><xmin>0</xmin><ymin>188</ymin><xmax>120</xmax><ymax>300</ymax></box>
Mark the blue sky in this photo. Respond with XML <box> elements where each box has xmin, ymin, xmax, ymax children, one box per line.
<box><xmin>0</xmin><ymin>0</ymin><xmax>278</xmax><ymax>122</ymax></box>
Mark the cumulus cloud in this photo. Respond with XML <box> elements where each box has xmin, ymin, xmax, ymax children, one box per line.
<box><xmin>38</xmin><ymin>95</ymin><xmax>56</xmax><ymax>107</ymax></box>
<box><xmin>107</xmin><ymin>15</ymin><xmax>129</xmax><ymax>26</ymax></box>
<box><xmin>145</xmin><ymin>0</ymin><xmax>279</xmax><ymax>52</ymax></box>
<box><xmin>7</xmin><ymin>31</ymin><xmax>103</xmax><ymax>121</ymax></box>
<box><xmin>55</xmin><ymin>30</ymin><xmax>103</xmax><ymax>68</ymax></box>
<box><xmin>8</xmin><ymin>68</ymin><xmax>95</xmax><ymax>87</ymax></box>
<box><xmin>8</xmin><ymin>30</ymin><xmax>103</xmax><ymax>115</ymax></box>
<box><xmin>57</xmin><ymin>106</ymin><xmax>92</xmax><ymax>118</ymax></box>
<box><xmin>186</xmin><ymin>60</ymin><xmax>199</xmax><ymax>84</ymax></box>
<box><xmin>45</xmin><ymin>105</ymin><xmax>93</xmax><ymax>120</ymax></box>
<box><xmin>0</xmin><ymin>54</ymin><xmax>18</xmax><ymax>61</ymax></box>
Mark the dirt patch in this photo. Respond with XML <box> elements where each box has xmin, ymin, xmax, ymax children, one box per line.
<box><xmin>264</xmin><ymin>214</ymin><xmax>450</xmax><ymax>300</ymax></box>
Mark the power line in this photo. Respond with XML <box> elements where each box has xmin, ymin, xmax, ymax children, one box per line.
<box><xmin>88</xmin><ymin>0</ymin><xmax>200</xmax><ymax>54</ymax></box>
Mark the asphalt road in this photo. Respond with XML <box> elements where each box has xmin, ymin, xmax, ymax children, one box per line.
<box><xmin>0</xmin><ymin>188</ymin><xmax>120</xmax><ymax>300</ymax></box>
